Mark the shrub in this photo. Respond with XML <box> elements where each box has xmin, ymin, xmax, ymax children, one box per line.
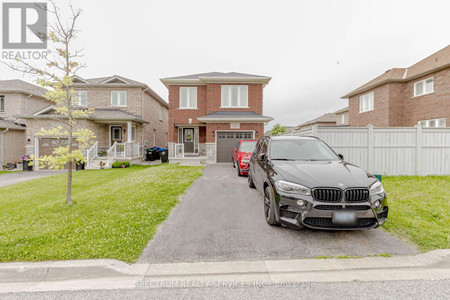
<box><xmin>112</xmin><ymin>161</ymin><xmax>131</xmax><ymax>168</ymax></box>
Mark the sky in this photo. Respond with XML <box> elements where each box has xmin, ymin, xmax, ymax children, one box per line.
<box><xmin>1</xmin><ymin>0</ymin><xmax>449</xmax><ymax>129</ymax></box>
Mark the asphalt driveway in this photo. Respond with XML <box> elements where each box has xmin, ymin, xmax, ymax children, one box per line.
<box><xmin>139</xmin><ymin>164</ymin><xmax>416</xmax><ymax>263</ymax></box>
<box><xmin>0</xmin><ymin>170</ymin><xmax>66</xmax><ymax>187</ymax></box>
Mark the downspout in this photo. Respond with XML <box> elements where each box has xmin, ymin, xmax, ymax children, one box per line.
<box><xmin>141</xmin><ymin>87</ymin><xmax>149</xmax><ymax>159</ymax></box>
<box><xmin>25</xmin><ymin>93</ymin><xmax>33</xmax><ymax>114</ymax></box>
<box><xmin>0</xmin><ymin>128</ymin><xmax>10</xmax><ymax>170</ymax></box>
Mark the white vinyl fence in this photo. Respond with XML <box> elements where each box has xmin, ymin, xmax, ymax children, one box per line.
<box><xmin>284</xmin><ymin>125</ymin><xmax>450</xmax><ymax>176</ymax></box>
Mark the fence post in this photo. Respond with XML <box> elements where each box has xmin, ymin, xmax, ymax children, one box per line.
<box><xmin>367</xmin><ymin>125</ymin><xmax>374</xmax><ymax>173</ymax></box>
<box><xmin>312</xmin><ymin>125</ymin><xmax>318</xmax><ymax>137</ymax></box>
<box><xmin>416</xmin><ymin>124</ymin><xmax>422</xmax><ymax>176</ymax></box>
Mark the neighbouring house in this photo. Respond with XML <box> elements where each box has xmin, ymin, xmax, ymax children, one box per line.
<box><xmin>18</xmin><ymin>75</ymin><xmax>168</xmax><ymax>169</ymax></box>
<box><xmin>341</xmin><ymin>44</ymin><xmax>449</xmax><ymax>127</ymax></box>
<box><xmin>161</xmin><ymin>72</ymin><xmax>273</xmax><ymax>164</ymax></box>
<box><xmin>334</xmin><ymin>107</ymin><xmax>349</xmax><ymax>126</ymax></box>
<box><xmin>0</xmin><ymin>80</ymin><xmax>51</xmax><ymax>168</ymax></box>
<box><xmin>295</xmin><ymin>113</ymin><xmax>337</xmax><ymax>131</ymax></box>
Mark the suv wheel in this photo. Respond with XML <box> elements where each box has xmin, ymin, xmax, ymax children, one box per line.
<box><xmin>237</xmin><ymin>164</ymin><xmax>242</xmax><ymax>176</ymax></box>
<box><xmin>248</xmin><ymin>169</ymin><xmax>255</xmax><ymax>188</ymax></box>
<box><xmin>264</xmin><ymin>186</ymin><xmax>279</xmax><ymax>226</ymax></box>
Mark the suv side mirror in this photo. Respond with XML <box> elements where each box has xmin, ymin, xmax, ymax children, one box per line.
<box><xmin>259</xmin><ymin>153</ymin><xmax>266</xmax><ymax>161</ymax></box>
<box><xmin>338</xmin><ymin>154</ymin><xmax>344</xmax><ymax>160</ymax></box>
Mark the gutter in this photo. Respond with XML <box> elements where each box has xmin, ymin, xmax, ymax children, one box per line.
<box><xmin>142</xmin><ymin>87</ymin><xmax>149</xmax><ymax>157</ymax></box>
<box><xmin>0</xmin><ymin>128</ymin><xmax>9</xmax><ymax>170</ymax></box>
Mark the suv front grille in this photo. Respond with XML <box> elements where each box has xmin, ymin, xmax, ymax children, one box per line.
<box><xmin>304</xmin><ymin>217</ymin><xmax>377</xmax><ymax>228</ymax></box>
<box><xmin>314</xmin><ymin>205</ymin><xmax>370</xmax><ymax>211</ymax></box>
<box><xmin>312</xmin><ymin>188</ymin><xmax>342</xmax><ymax>202</ymax></box>
<box><xmin>345</xmin><ymin>189</ymin><xmax>370</xmax><ymax>202</ymax></box>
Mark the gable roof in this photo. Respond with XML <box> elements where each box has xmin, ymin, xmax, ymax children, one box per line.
<box><xmin>342</xmin><ymin>44</ymin><xmax>450</xmax><ymax>98</ymax></box>
<box><xmin>297</xmin><ymin>113</ymin><xmax>337</xmax><ymax>129</ymax></box>
<box><xmin>71</xmin><ymin>75</ymin><xmax>168</xmax><ymax>107</ymax></box>
<box><xmin>161</xmin><ymin>72</ymin><xmax>271</xmax><ymax>87</ymax></box>
<box><xmin>0</xmin><ymin>79</ymin><xmax>47</xmax><ymax>97</ymax></box>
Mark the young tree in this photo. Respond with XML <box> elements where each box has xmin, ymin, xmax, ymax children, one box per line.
<box><xmin>5</xmin><ymin>1</ymin><xmax>94</xmax><ymax>205</ymax></box>
<box><xmin>270</xmin><ymin>123</ymin><xmax>287</xmax><ymax>136</ymax></box>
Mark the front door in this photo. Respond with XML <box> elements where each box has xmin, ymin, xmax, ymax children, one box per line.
<box><xmin>111</xmin><ymin>126</ymin><xmax>122</xmax><ymax>146</ymax></box>
<box><xmin>183</xmin><ymin>128</ymin><xmax>194</xmax><ymax>153</ymax></box>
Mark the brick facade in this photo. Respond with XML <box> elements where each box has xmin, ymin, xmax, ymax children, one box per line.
<box><xmin>348</xmin><ymin>68</ymin><xmax>449</xmax><ymax>127</ymax></box>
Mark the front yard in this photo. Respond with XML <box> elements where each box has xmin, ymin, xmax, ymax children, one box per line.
<box><xmin>0</xmin><ymin>164</ymin><xmax>203</xmax><ymax>263</ymax></box>
<box><xmin>382</xmin><ymin>176</ymin><xmax>450</xmax><ymax>251</ymax></box>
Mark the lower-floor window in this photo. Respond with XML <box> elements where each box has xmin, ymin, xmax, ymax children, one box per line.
<box><xmin>418</xmin><ymin>118</ymin><xmax>446</xmax><ymax>128</ymax></box>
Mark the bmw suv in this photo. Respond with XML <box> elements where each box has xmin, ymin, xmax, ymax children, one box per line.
<box><xmin>248</xmin><ymin>136</ymin><xmax>388</xmax><ymax>230</ymax></box>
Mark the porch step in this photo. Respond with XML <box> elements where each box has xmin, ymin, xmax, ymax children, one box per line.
<box><xmin>169</xmin><ymin>156</ymin><xmax>206</xmax><ymax>166</ymax></box>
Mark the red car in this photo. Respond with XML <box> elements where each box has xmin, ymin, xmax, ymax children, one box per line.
<box><xmin>232</xmin><ymin>140</ymin><xmax>258</xmax><ymax>176</ymax></box>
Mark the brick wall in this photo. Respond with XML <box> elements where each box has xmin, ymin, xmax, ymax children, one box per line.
<box><xmin>403</xmin><ymin>68</ymin><xmax>449</xmax><ymax>126</ymax></box>
<box><xmin>142</xmin><ymin>92</ymin><xmax>168</xmax><ymax>147</ymax></box>
<box><xmin>348</xmin><ymin>68</ymin><xmax>449</xmax><ymax>127</ymax></box>
<box><xmin>348</xmin><ymin>85</ymin><xmax>390</xmax><ymax>127</ymax></box>
<box><xmin>0</xmin><ymin>92</ymin><xmax>50</xmax><ymax>123</ymax></box>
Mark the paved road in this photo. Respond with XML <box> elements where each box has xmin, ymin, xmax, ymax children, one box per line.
<box><xmin>139</xmin><ymin>164</ymin><xmax>416</xmax><ymax>263</ymax></box>
<box><xmin>0</xmin><ymin>171</ymin><xmax>66</xmax><ymax>187</ymax></box>
<box><xmin>2</xmin><ymin>280</ymin><xmax>448</xmax><ymax>299</ymax></box>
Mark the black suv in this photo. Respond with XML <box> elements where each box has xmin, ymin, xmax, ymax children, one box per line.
<box><xmin>248</xmin><ymin>136</ymin><xmax>388</xmax><ymax>230</ymax></box>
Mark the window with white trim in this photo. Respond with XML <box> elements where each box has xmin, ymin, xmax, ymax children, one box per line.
<box><xmin>111</xmin><ymin>91</ymin><xmax>127</xmax><ymax>107</ymax></box>
<box><xmin>359</xmin><ymin>92</ymin><xmax>374</xmax><ymax>113</ymax></box>
<box><xmin>414</xmin><ymin>78</ymin><xmax>434</xmax><ymax>97</ymax></box>
<box><xmin>418</xmin><ymin>118</ymin><xmax>446</xmax><ymax>128</ymax></box>
<box><xmin>159</xmin><ymin>105</ymin><xmax>163</xmax><ymax>121</ymax></box>
<box><xmin>221</xmin><ymin>85</ymin><xmax>248</xmax><ymax>108</ymax></box>
<box><xmin>340</xmin><ymin>114</ymin><xmax>345</xmax><ymax>124</ymax></box>
<box><xmin>179</xmin><ymin>87</ymin><xmax>197</xmax><ymax>109</ymax></box>
<box><xmin>73</xmin><ymin>91</ymin><xmax>87</xmax><ymax>106</ymax></box>
<box><xmin>0</xmin><ymin>96</ymin><xmax>4</xmax><ymax>112</ymax></box>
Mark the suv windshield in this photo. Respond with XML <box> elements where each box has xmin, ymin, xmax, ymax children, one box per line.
<box><xmin>239</xmin><ymin>141</ymin><xmax>257</xmax><ymax>153</ymax></box>
<box><xmin>270</xmin><ymin>139</ymin><xmax>339</xmax><ymax>161</ymax></box>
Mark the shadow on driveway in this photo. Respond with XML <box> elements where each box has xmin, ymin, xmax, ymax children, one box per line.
<box><xmin>139</xmin><ymin>164</ymin><xmax>416</xmax><ymax>263</ymax></box>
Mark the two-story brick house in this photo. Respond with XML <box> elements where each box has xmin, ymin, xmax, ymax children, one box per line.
<box><xmin>342</xmin><ymin>45</ymin><xmax>449</xmax><ymax>127</ymax></box>
<box><xmin>0</xmin><ymin>80</ymin><xmax>51</xmax><ymax>168</ymax></box>
<box><xmin>19</xmin><ymin>75</ymin><xmax>168</xmax><ymax>169</ymax></box>
<box><xmin>161</xmin><ymin>72</ymin><xmax>273</xmax><ymax>164</ymax></box>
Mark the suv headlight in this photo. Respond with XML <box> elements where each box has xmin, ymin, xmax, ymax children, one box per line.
<box><xmin>274</xmin><ymin>180</ymin><xmax>311</xmax><ymax>195</ymax></box>
<box><xmin>369</xmin><ymin>181</ymin><xmax>385</xmax><ymax>196</ymax></box>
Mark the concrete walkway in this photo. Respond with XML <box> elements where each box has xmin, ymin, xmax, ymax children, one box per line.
<box><xmin>0</xmin><ymin>250</ymin><xmax>449</xmax><ymax>294</ymax></box>
<box><xmin>0</xmin><ymin>170</ymin><xmax>66</xmax><ymax>187</ymax></box>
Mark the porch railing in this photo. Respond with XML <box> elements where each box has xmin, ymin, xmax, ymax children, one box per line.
<box><xmin>106</xmin><ymin>142</ymin><xmax>140</xmax><ymax>166</ymax></box>
<box><xmin>175</xmin><ymin>143</ymin><xmax>184</xmax><ymax>158</ymax></box>
<box><xmin>86</xmin><ymin>141</ymin><xmax>98</xmax><ymax>167</ymax></box>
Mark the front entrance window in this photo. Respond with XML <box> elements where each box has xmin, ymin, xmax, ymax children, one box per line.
<box><xmin>112</xmin><ymin>126</ymin><xmax>122</xmax><ymax>143</ymax></box>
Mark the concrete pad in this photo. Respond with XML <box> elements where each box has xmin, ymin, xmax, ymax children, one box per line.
<box><xmin>45</xmin><ymin>266</ymin><xmax>125</xmax><ymax>281</ymax></box>
<box><xmin>0</xmin><ymin>267</ymin><xmax>47</xmax><ymax>283</ymax></box>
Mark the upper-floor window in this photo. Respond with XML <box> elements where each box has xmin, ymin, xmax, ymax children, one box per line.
<box><xmin>73</xmin><ymin>91</ymin><xmax>87</xmax><ymax>106</ymax></box>
<box><xmin>414</xmin><ymin>78</ymin><xmax>434</xmax><ymax>97</ymax></box>
<box><xmin>418</xmin><ymin>118</ymin><xmax>446</xmax><ymax>128</ymax></box>
<box><xmin>179</xmin><ymin>87</ymin><xmax>197</xmax><ymax>109</ymax></box>
<box><xmin>159</xmin><ymin>105</ymin><xmax>163</xmax><ymax>121</ymax></box>
<box><xmin>340</xmin><ymin>114</ymin><xmax>345</xmax><ymax>124</ymax></box>
<box><xmin>221</xmin><ymin>85</ymin><xmax>248</xmax><ymax>108</ymax></box>
<box><xmin>111</xmin><ymin>91</ymin><xmax>127</xmax><ymax>107</ymax></box>
<box><xmin>359</xmin><ymin>92</ymin><xmax>374</xmax><ymax>113</ymax></box>
<box><xmin>0</xmin><ymin>96</ymin><xmax>4</xmax><ymax>112</ymax></box>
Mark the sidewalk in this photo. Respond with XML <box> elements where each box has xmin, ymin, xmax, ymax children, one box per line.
<box><xmin>0</xmin><ymin>250</ymin><xmax>449</xmax><ymax>294</ymax></box>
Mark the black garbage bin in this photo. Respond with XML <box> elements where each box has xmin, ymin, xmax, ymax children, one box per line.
<box><xmin>152</xmin><ymin>147</ymin><xmax>161</xmax><ymax>160</ymax></box>
<box><xmin>22</xmin><ymin>161</ymin><xmax>33</xmax><ymax>171</ymax></box>
<box><xmin>145</xmin><ymin>149</ymin><xmax>155</xmax><ymax>161</ymax></box>
<box><xmin>159</xmin><ymin>148</ymin><xmax>169</xmax><ymax>163</ymax></box>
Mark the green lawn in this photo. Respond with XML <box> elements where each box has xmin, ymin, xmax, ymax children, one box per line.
<box><xmin>382</xmin><ymin>176</ymin><xmax>450</xmax><ymax>251</ymax></box>
<box><xmin>0</xmin><ymin>164</ymin><xmax>203</xmax><ymax>263</ymax></box>
<box><xmin>0</xmin><ymin>170</ymin><xmax>20</xmax><ymax>175</ymax></box>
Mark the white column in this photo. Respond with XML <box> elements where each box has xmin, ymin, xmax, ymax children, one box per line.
<box><xmin>127</xmin><ymin>121</ymin><xmax>132</xmax><ymax>142</ymax></box>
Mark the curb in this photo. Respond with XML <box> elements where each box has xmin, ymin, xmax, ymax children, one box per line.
<box><xmin>0</xmin><ymin>250</ymin><xmax>449</xmax><ymax>294</ymax></box>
